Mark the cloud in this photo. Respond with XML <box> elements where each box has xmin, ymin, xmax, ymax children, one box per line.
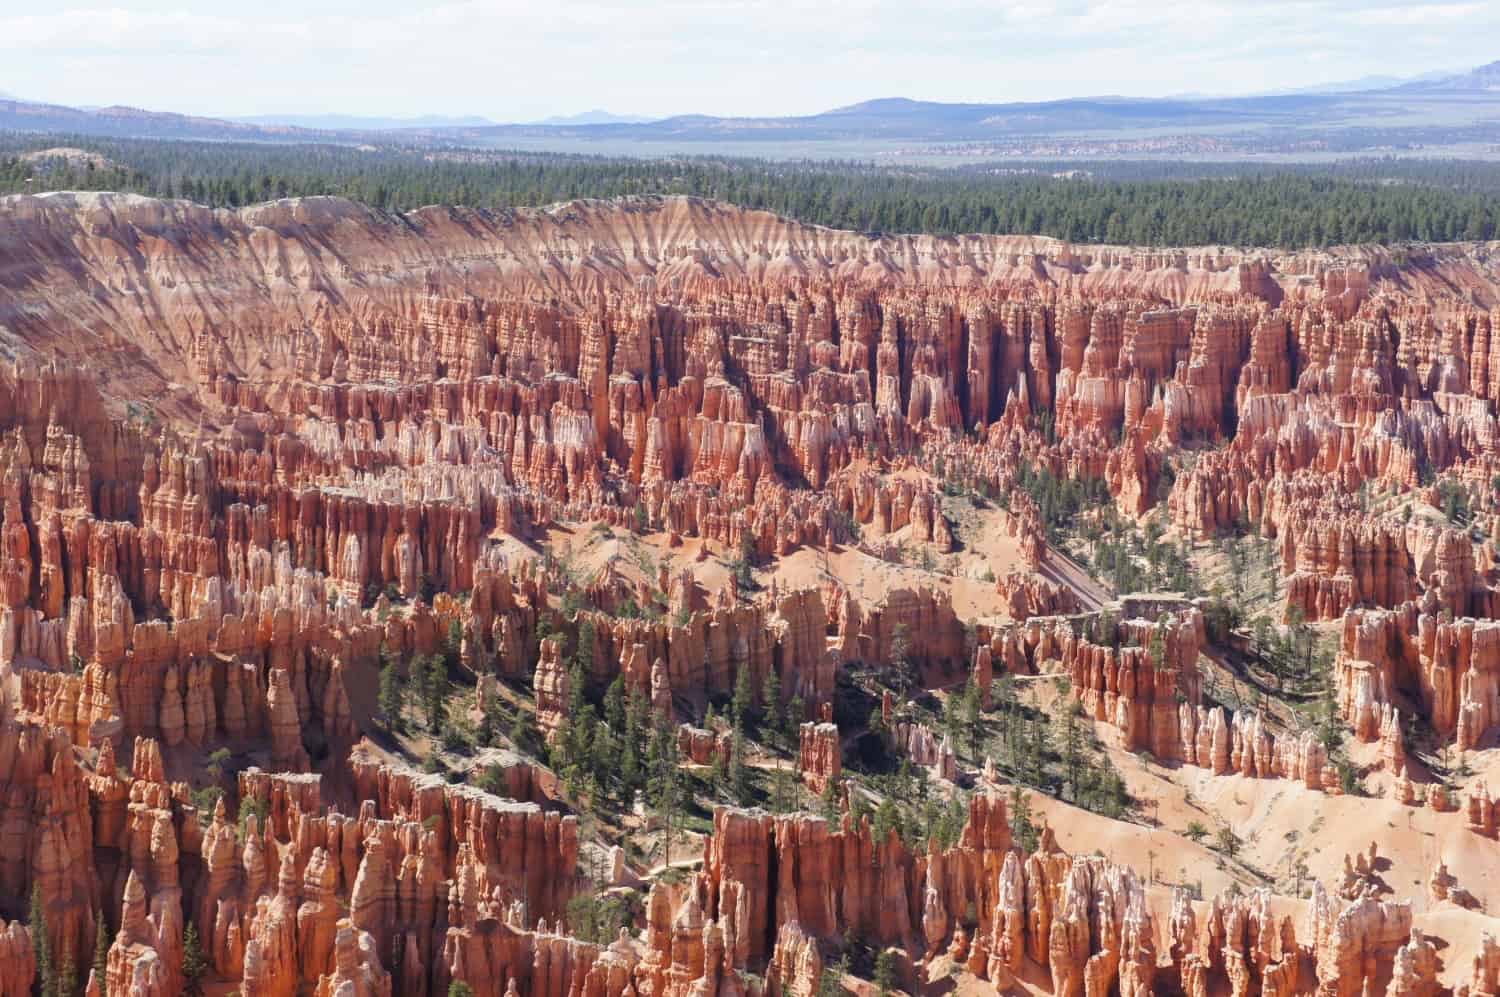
<box><xmin>2</xmin><ymin>1</ymin><xmax>1496</xmax><ymax>119</ymax></box>
<box><xmin>1357</xmin><ymin>1</ymin><xmax>1484</xmax><ymax>24</ymax></box>
<box><xmin>0</xmin><ymin>7</ymin><xmax>310</xmax><ymax>51</ymax></box>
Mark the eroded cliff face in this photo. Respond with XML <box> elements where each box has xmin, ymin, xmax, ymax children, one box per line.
<box><xmin>4</xmin><ymin>194</ymin><xmax>1499</xmax><ymax>622</ymax></box>
<box><xmin>630</xmin><ymin>801</ymin><xmax>1429</xmax><ymax>997</ymax></box>
<box><xmin>3</xmin><ymin>191</ymin><xmax>1500</xmax><ymax>994</ymax></box>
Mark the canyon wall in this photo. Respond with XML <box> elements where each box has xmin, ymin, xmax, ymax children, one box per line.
<box><xmin>2</xmin><ymin>192</ymin><xmax>1500</xmax><ymax>993</ymax></box>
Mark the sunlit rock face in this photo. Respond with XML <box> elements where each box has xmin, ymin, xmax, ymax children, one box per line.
<box><xmin>2</xmin><ymin>190</ymin><xmax>1500</xmax><ymax>994</ymax></box>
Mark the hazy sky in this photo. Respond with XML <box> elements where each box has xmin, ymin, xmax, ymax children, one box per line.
<box><xmin>2</xmin><ymin>0</ymin><xmax>1497</xmax><ymax>121</ymax></box>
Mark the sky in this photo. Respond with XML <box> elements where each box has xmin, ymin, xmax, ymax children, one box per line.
<box><xmin>1</xmin><ymin>0</ymin><xmax>1497</xmax><ymax>121</ymax></box>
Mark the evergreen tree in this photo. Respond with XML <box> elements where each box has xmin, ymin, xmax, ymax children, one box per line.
<box><xmin>730</xmin><ymin>723</ymin><xmax>752</xmax><ymax>804</ymax></box>
<box><xmin>205</xmin><ymin>747</ymin><xmax>230</xmax><ymax>787</ymax></box>
<box><xmin>731</xmin><ymin>666</ymin><xmax>754</xmax><ymax>732</ymax></box>
<box><xmin>182</xmin><ymin>922</ymin><xmax>208</xmax><ymax>996</ymax></box>
<box><xmin>1009</xmin><ymin>786</ymin><xmax>1040</xmax><ymax>853</ymax></box>
<box><xmin>574</xmin><ymin>617</ymin><xmax>596</xmax><ymax>676</ymax></box>
<box><xmin>761</xmin><ymin>670</ymin><xmax>783</xmax><ymax>748</ymax></box>
<box><xmin>31</xmin><ymin>885</ymin><xmax>55</xmax><ymax>997</ymax></box>
<box><xmin>648</xmin><ymin>716</ymin><xmax>683</xmax><ymax>864</ymax></box>
<box><xmin>874</xmin><ymin>949</ymin><xmax>897</xmax><ymax>997</ymax></box>
<box><xmin>941</xmin><ymin>689</ymin><xmax>963</xmax><ymax>740</ymax></box>
<box><xmin>1216</xmin><ymin>825</ymin><xmax>1243</xmax><ymax>861</ymax></box>
<box><xmin>872</xmin><ymin>797</ymin><xmax>900</xmax><ymax>843</ymax></box>
<box><xmin>992</xmin><ymin>675</ymin><xmax>1015</xmax><ymax>750</ymax></box>
<box><xmin>604</xmin><ymin>676</ymin><xmax>626</xmax><ymax>734</ymax></box>
<box><xmin>5</xmin><ymin>138</ymin><xmax>1497</xmax><ymax>248</ymax></box>
<box><xmin>57</xmin><ymin>951</ymin><xmax>76</xmax><ymax>997</ymax></box>
<box><xmin>419</xmin><ymin>655</ymin><xmax>449</xmax><ymax>731</ymax></box>
<box><xmin>444</xmin><ymin>618</ymin><xmax>464</xmax><ymax>668</ymax></box>
<box><xmin>378</xmin><ymin>652</ymin><xmax>405</xmax><ymax>732</ymax></box>
<box><xmin>1027</xmin><ymin>694</ymin><xmax>1051</xmax><ymax>790</ymax></box>
<box><xmin>475</xmin><ymin>697</ymin><xmax>499</xmax><ymax>748</ymax></box>
<box><xmin>887</xmin><ymin>624</ymin><xmax>916</xmax><ymax>693</ymax></box>
<box><xmin>508</xmin><ymin>704</ymin><xmax>535</xmax><ymax>754</ymax></box>
<box><xmin>1062</xmin><ymin>699</ymin><xmax>1084</xmax><ymax>802</ymax></box>
<box><xmin>848</xmin><ymin>789</ymin><xmax>870</xmax><ymax>828</ymax></box>
<box><xmin>1148</xmin><ymin>622</ymin><xmax>1167</xmax><ymax>672</ymax></box>
<box><xmin>590</xmin><ymin>723</ymin><xmax>618</xmax><ymax>807</ymax></box>
<box><xmin>567</xmin><ymin>655</ymin><xmax>589</xmax><ymax>722</ymax></box>
<box><xmin>711</xmin><ymin>744</ymin><xmax>730</xmax><ymax>798</ymax></box>
<box><xmin>620</xmin><ymin>735</ymin><xmax>643</xmax><ymax>802</ymax></box>
<box><xmin>960</xmin><ymin>681</ymin><xmax>983</xmax><ymax>761</ymax></box>
<box><xmin>622</xmin><ymin>685</ymin><xmax>649</xmax><ymax>798</ymax></box>
<box><xmin>785</xmin><ymin>696</ymin><xmax>805</xmax><ymax>746</ymax></box>
<box><xmin>819</xmin><ymin>777</ymin><xmax>841</xmax><ymax>821</ymax></box>
<box><xmin>771</xmin><ymin>762</ymin><xmax>796</xmax><ymax>814</ymax></box>
<box><xmin>818</xmin><ymin>955</ymin><xmax>851</xmax><ymax>997</ymax></box>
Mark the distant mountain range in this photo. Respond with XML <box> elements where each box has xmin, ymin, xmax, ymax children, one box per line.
<box><xmin>1398</xmin><ymin>59</ymin><xmax>1500</xmax><ymax>91</ymax></box>
<box><xmin>0</xmin><ymin>98</ymin><xmax>340</xmax><ymax>142</ymax></box>
<box><xmin>2</xmin><ymin>59</ymin><xmax>1499</xmax><ymax>158</ymax></box>
<box><xmin>530</xmin><ymin>110</ymin><xmax>657</xmax><ymax>126</ymax></box>
<box><xmin>219</xmin><ymin>110</ymin><xmax>655</xmax><ymax>130</ymax></box>
<box><xmin>1252</xmin><ymin>68</ymin><xmax>1458</xmax><ymax>96</ymax></box>
<box><xmin>230</xmin><ymin>113</ymin><xmax>498</xmax><ymax>130</ymax></box>
<box><xmin>0</xmin><ymin>99</ymin><xmax>661</xmax><ymax>141</ymax></box>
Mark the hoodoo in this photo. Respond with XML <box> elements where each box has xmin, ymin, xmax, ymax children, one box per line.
<box><xmin>1</xmin><ymin>189</ymin><xmax>1499</xmax><ymax>995</ymax></box>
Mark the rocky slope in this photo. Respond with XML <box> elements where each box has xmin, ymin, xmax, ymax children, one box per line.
<box><xmin>1</xmin><ymin>190</ymin><xmax>1500</xmax><ymax>995</ymax></box>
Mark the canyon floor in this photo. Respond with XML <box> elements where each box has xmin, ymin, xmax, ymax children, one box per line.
<box><xmin>0</xmin><ymin>190</ymin><xmax>1499</xmax><ymax>997</ymax></box>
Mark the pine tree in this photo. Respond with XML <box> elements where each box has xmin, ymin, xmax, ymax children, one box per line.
<box><xmin>567</xmin><ymin>653</ymin><xmax>589</xmax><ymax>757</ymax></box>
<box><xmin>1062</xmin><ymin>700</ymin><xmax>1084</xmax><ymax>802</ymax></box>
<box><xmin>620</xmin><ymin>720</ymin><xmax>642</xmax><ymax>801</ymax></box>
<box><xmin>731</xmin><ymin>666</ymin><xmax>753</xmax><ymax>731</ymax></box>
<box><xmin>604</xmin><ymin>676</ymin><xmax>626</xmax><ymax>734</ymax></box>
<box><xmin>761</xmin><ymin>670</ymin><xmax>783</xmax><ymax>748</ymax></box>
<box><xmin>819</xmin><ymin>777</ymin><xmax>840</xmax><ymax>821</ymax></box>
<box><xmin>771</xmin><ymin>762</ymin><xmax>796</xmax><ymax>814</ymax></box>
<box><xmin>182</xmin><ymin>922</ymin><xmax>208</xmax><ymax>996</ymax></box>
<box><xmin>887</xmin><ymin>624</ymin><xmax>915</xmax><ymax>692</ymax></box>
<box><xmin>711</xmin><ymin>745</ymin><xmax>730</xmax><ymax>798</ymax></box>
<box><xmin>649</xmin><ymin>717</ymin><xmax>682</xmax><ymax>864</ymax></box>
<box><xmin>785</xmin><ymin>695</ymin><xmax>805</xmax><ymax>746</ymax></box>
<box><xmin>730</xmin><ymin>723</ymin><xmax>752</xmax><ymax>805</ymax></box>
<box><xmin>378</xmin><ymin>651</ymin><xmax>405</xmax><ymax>732</ymax></box>
<box><xmin>475</xmin><ymin>697</ymin><xmax>499</xmax><ymax>747</ymax></box>
<box><xmin>508</xmin><ymin>705</ymin><xmax>535</xmax><ymax>754</ymax></box>
<box><xmin>444</xmin><ymin>618</ymin><xmax>464</xmax><ymax>668</ymax></box>
<box><xmin>872</xmin><ymin>797</ymin><xmax>900</xmax><ymax>843</ymax></box>
<box><xmin>1027</xmin><ymin>694</ymin><xmax>1051</xmax><ymax>790</ymax></box>
<box><xmin>58</xmin><ymin>950</ymin><xmax>76</xmax><ymax>997</ymax></box>
<box><xmin>874</xmin><ymin>949</ymin><xmax>896</xmax><ymax>997</ymax></box>
<box><xmin>31</xmin><ymin>885</ymin><xmax>55</xmax><ymax>997</ymax></box>
<box><xmin>575</xmin><ymin>617</ymin><xmax>596</xmax><ymax>670</ymax></box>
<box><xmin>1009</xmin><ymin>785</ymin><xmax>1039</xmax><ymax>853</ymax></box>
<box><xmin>590</xmin><ymin>723</ymin><xmax>618</xmax><ymax>807</ymax></box>
<box><xmin>942</xmin><ymin>688</ymin><xmax>963</xmax><ymax>740</ymax></box>
<box><xmin>961</xmin><ymin>680</ymin><xmax>982</xmax><ymax>761</ymax></box>
<box><xmin>992</xmin><ymin>675</ymin><xmax>1014</xmax><ymax>750</ymax></box>
<box><xmin>1216</xmin><ymin>825</ymin><xmax>1243</xmax><ymax>861</ymax></box>
<box><xmin>818</xmin><ymin>954</ymin><xmax>851</xmax><ymax>997</ymax></box>
<box><xmin>419</xmin><ymin>655</ymin><xmax>449</xmax><ymax>731</ymax></box>
<box><xmin>1148</xmin><ymin>621</ymin><xmax>1167</xmax><ymax>672</ymax></box>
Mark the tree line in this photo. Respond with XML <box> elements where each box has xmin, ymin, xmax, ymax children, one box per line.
<box><xmin>2</xmin><ymin>133</ymin><xmax>1499</xmax><ymax>247</ymax></box>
